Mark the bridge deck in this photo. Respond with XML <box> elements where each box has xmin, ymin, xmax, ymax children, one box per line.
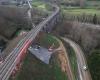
<box><xmin>2</xmin><ymin>34</ymin><xmax>26</xmax><ymax>59</ymax></box>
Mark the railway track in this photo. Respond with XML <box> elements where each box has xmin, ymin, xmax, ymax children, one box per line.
<box><xmin>0</xmin><ymin>1</ymin><xmax>60</xmax><ymax>80</ymax></box>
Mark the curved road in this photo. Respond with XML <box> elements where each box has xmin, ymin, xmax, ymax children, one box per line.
<box><xmin>62</xmin><ymin>37</ymin><xmax>92</xmax><ymax>80</ymax></box>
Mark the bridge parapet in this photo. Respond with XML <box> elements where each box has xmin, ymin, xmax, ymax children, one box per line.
<box><xmin>0</xmin><ymin>3</ymin><xmax>60</xmax><ymax>80</ymax></box>
<box><xmin>42</xmin><ymin>11</ymin><xmax>60</xmax><ymax>32</ymax></box>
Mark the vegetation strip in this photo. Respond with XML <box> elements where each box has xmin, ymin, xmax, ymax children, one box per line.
<box><xmin>61</xmin><ymin>39</ymin><xmax>78</xmax><ymax>80</ymax></box>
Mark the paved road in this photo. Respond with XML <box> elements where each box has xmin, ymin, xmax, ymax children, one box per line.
<box><xmin>62</xmin><ymin>37</ymin><xmax>92</xmax><ymax>80</ymax></box>
<box><xmin>28</xmin><ymin>46</ymin><xmax>52</xmax><ymax>64</ymax></box>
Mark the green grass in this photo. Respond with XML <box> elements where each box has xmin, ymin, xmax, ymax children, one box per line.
<box><xmin>10</xmin><ymin>53</ymin><xmax>54</xmax><ymax>80</ymax></box>
<box><xmin>86</xmin><ymin>1</ymin><xmax>100</xmax><ymax>7</ymax></box>
<box><xmin>9</xmin><ymin>52</ymin><xmax>67</xmax><ymax>80</ymax></box>
<box><xmin>61</xmin><ymin>6</ymin><xmax>100</xmax><ymax>16</ymax></box>
<box><xmin>61</xmin><ymin>40</ymin><xmax>78</xmax><ymax>80</ymax></box>
<box><xmin>52</xmin><ymin>63</ymin><xmax>68</xmax><ymax>80</ymax></box>
<box><xmin>66</xmin><ymin>46</ymin><xmax>78</xmax><ymax>80</ymax></box>
<box><xmin>38</xmin><ymin>34</ymin><xmax>59</xmax><ymax>49</ymax></box>
<box><xmin>32</xmin><ymin>2</ymin><xmax>45</xmax><ymax>8</ymax></box>
<box><xmin>88</xmin><ymin>49</ymin><xmax>100</xmax><ymax>80</ymax></box>
<box><xmin>32</xmin><ymin>1</ymin><xmax>52</xmax><ymax>14</ymax></box>
<box><xmin>32</xmin><ymin>1</ymin><xmax>46</xmax><ymax>11</ymax></box>
<box><xmin>38</xmin><ymin>4</ymin><xmax>46</xmax><ymax>9</ymax></box>
<box><xmin>63</xmin><ymin>8</ymin><xmax>100</xmax><ymax>15</ymax></box>
<box><xmin>32</xmin><ymin>1</ymin><xmax>52</xmax><ymax>11</ymax></box>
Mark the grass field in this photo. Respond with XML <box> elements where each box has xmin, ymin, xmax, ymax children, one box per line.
<box><xmin>38</xmin><ymin>34</ymin><xmax>59</xmax><ymax>49</ymax></box>
<box><xmin>32</xmin><ymin>1</ymin><xmax>46</xmax><ymax>10</ymax></box>
<box><xmin>61</xmin><ymin>6</ymin><xmax>100</xmax><ymax>16</ymax></box>
<box><xmin>86</xmin><ymin>1</ymin><xmax>100</xmax><ymax>7</ymax></box>
<box><xmin>32</xmin><ymin>1</ymin><xmax>52</xmax><ymax>13</ymax></box>
<box><xmin>12</xmin><ymin>53</ymin><xmax>55</xmax><ymax>80</ymax></box>
<box><xmin>63</xmin><ymin>8</ymin><xmax>100</xmax><ymax>15</ymax></box>
<box><xmin>9</xmin><ymin>50</ymin><xmax>67</xmax><ymax>80</ymax></box>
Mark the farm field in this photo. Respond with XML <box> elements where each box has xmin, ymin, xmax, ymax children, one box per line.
<box><xmin>62</xmin><ymin>7</ymin><xmax>100</xmax><ymax>16</ymax></box>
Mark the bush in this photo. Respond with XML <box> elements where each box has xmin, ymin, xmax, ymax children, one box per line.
<box><xmin>88</xmin><ymin>50</ymin><xmax>100</xmax><ymax>80</ymax></box>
